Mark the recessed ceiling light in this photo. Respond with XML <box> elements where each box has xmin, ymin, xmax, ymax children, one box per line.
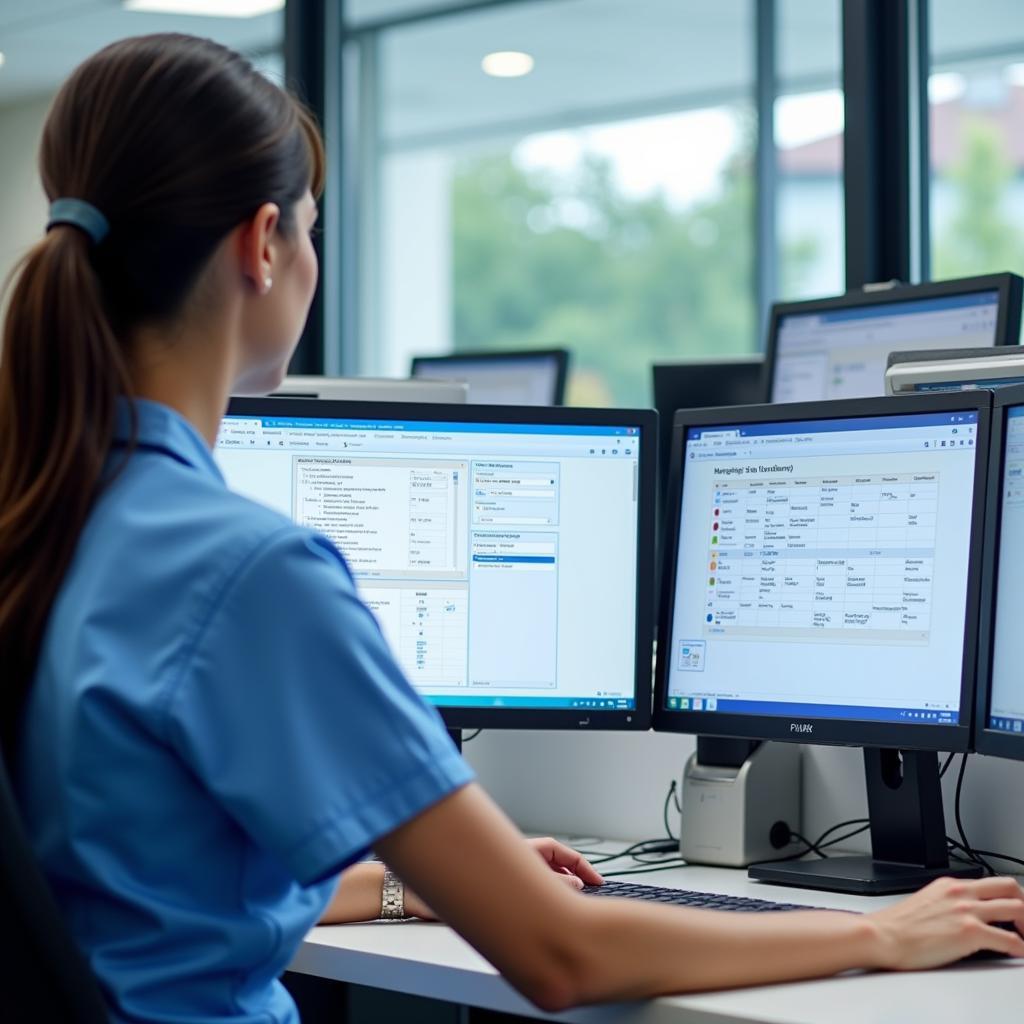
<box><xmin>481</xmin><ymin>51</ymin><xmax>535</xmax><ymax>78</ymax></box>
<box><xmin>123</xmin><ymin>0</ymin><xmax>284</xmax><ymax>16</ymax></box>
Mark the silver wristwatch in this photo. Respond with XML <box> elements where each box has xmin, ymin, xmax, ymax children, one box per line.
<box><xmin>380</xmin><ymin>868</ymin><xmax>406</xmax><ymax>919</ymax></box>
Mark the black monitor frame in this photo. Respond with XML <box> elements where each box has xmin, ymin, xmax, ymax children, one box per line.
<box><xmin>652</xmin><ymin>391</ymin><xmax>990</xmax><ymax>750</ymax></box>
<box><xmin>226</xmin><ymin>396</ymin><xmax>655</xmax><ymax>732</ymax></box>
<box><xmin>764</xmin><ymin>272</ymin><xmax>1023</xmax><ymax>404</ymax></box>
<box><xmin>974</xmin><ymin>384</ymin><xmax>1024</xmax><ymax>761</ymax></box>
<box><xmin>410</xmin><ymin>348</ymin><xmax>570</xmax><ymax>405</ymax></box>
<box><xmin>651</xmin><ymin>392</ymin><xmax>992</xmax><ymax>894</ymax></box>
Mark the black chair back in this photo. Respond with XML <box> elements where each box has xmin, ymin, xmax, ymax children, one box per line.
<box><xmin>0</xmin><ymin>751</ymin><xmax>109</xmax><ymax>1022</ymax></box>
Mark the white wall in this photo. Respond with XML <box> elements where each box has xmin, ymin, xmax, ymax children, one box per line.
<box><xmin>464</xmin><ymin>728</ymin><xmax>1024</xmax><ymax>864</ymax></box>
<box><xmin>0</xmin><ymin>96</ymin><xmax>52</xmax><ymax>308</ymax></box>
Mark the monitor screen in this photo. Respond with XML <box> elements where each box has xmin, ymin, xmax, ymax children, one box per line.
<box><xmin>661</xmin><ymin>407</ymin><xmax>981</xmax><ymax>728</ymax></box>
<box><xmin>411</xmin><ymin>352</ymin><xmax>566</xmax><ymax>405</ymax></box>
<box><xmin>216</xmin><ymin>403</ymin><xmax>650</xmax><ymax>725</ymax></box>
<box><xmin>987</xmin><ymin>404</ymin><xmax>1024</xmax><ymax>737</ymax></box>
<box><xmin>772</xmin><ymin>291</ymin><xmax>1000</xmax><ymax>403</ymax></box>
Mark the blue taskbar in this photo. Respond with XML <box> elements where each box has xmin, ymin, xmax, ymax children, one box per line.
<box><xmin>424</xmin><ymin>696</ymin><xmax>635</xmax><ymax>710</ymax></box>
<box><xmin>665</xmin><ymin>696</ymin><xmax>957</xmax><ymax>725</ymax></box>
<box><xmin>990</xmin><ymin>716</ymin><xmax>1024</xmax><ymax>735</ymax></box>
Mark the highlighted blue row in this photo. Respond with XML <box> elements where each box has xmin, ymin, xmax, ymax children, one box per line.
<box><xmin>228</xmin><ymin>416</ymin><xmax>640</xmax><ymax>436</ymax></box>
<box><xmin>665</xmin><ymin>696</ymin><xmax>958</xmax><ymax>725</ymax></box>
<box><xmin>472</xmin><ymin>555</ymin><xmax>556</xmax><ymax>564</ymax></box>
<box><xmin>425</xmin><ymin>695</ymin><xmax>634</xmax><ymax>709</ymax></box>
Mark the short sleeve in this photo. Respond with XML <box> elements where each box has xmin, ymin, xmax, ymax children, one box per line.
<box><xmin>164</xmin><ymin>527</ymin><xmax>474</xmax><ymax>886</ymax></box>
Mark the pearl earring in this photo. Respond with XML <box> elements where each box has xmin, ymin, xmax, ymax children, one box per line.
<box><xmin>263</xmin><ymin>276</ymin><xmax>273</xmax><ymax>293</ymax></box>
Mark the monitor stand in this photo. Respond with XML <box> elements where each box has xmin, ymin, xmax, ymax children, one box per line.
<box><xmin>748</xmin><ymin>747</ymin><xmax>983</xmax><ymax>896</ymax></box>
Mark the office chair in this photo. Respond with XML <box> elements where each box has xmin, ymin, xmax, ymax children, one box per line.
<box><xmin>0</xmin><ymin>748</ymin><xmax>109</xmax><ymax>1022</ymax></box>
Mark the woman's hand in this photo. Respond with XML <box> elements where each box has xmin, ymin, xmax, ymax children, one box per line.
<box><xmin>525</xmin><ymin>836</ymin><xmax>604</xmax><ymax>892</ymax></box>
<box><xmin>867</xmin><ymin>876</ymin><xmax>1024</xmax><ymax>969</ymax></box>
<box><xmin>404</xmin><ymin>836</ymin><xmax>603</xmax><ymax>920</ymax></box>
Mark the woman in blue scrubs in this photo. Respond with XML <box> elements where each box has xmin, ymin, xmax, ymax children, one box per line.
<box><xmin>1</xmin><ymin>32</ymin><xmax>1023</xmax><ymax>1024</ymax></box>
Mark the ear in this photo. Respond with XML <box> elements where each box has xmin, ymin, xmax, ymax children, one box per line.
<box><xmin>237</xmin><ymin>202</ymin><xmax>281</xmax><ymax>295</ymax></box>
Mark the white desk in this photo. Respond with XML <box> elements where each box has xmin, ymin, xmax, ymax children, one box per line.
<box><xmin>290</xmin><ymin>848</ymin><xmax>1023</xmax><ymax>1024</ymax></box>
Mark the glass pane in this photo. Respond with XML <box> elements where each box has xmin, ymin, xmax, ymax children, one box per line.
<box><xmin>376</xmin><ymin>0</ymin><xmax>756</xmax><ymax>407</ymax></box>
<box><xmin>776</xmin><ymin>0</ymin><xmax>845</xmax><ymax>300</ymax></box>
<box><xmin>929</xmin><ymin>0</ymin><xmax>1024</xmax><ymax>284</ymax></box>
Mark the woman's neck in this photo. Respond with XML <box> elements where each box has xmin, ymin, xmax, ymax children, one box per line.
<box><xmin>128</xmin><ymin>314</ymin><xmax>238</xmax><ymax>447</ymax></box>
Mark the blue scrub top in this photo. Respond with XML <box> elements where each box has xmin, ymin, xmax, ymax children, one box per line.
<box><xmin>16</xmin><ymin>399</ymin><xmax>474</xmax><ymax>1024</ymax></box>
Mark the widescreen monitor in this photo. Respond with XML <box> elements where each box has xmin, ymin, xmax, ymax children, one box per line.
<box><xmin>411</xmin><ymin>349</ymin><xmax>569</xmax><ymax>406</ymax></box>
<box><xmin>272</xmin><ymin>375</ymin><xmax>468</xmax><ymax>404</ymax></box>
<box><xmin>767</xmin><ymin>273</ymin><xmax>1022</xmax><ymax>404</ymax></box>
<box><xmin>653</xmin><ymin>393</ymin><xmax>991</xmax><ymax>894</ymax></box>
<box><xmin>975</xmin><ymin>385</ymin><xmax>1024</xmax><ymax>761</ymax></box>
<box><xmin>217</xmin><ymin>398</ymin><xmax>655</xmax><ymax>732</ymax></box>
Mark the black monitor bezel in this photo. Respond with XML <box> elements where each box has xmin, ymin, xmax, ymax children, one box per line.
<box><xmin>410</xmin><ymin>348</ymin><xmax>570</xmax><ymax>405</ymax></box>
<box><xmin>651</xmin><ymin>392</ymin><xmax>991</xmax><ymax>751</ymax></box>
<box><xmin>764</xmin><ymin>273</ymin><xmax>1023</xmax><ymax>404</ymax></box>
<box><xmin>974</xmin><ymin>384</ymin><xmax>1024</xmax><ymax>761</ymax></box>
<box><xmin>225</xmin><ymin>395</ymin><xmax>655</xmax><ymax>731</ymax></box>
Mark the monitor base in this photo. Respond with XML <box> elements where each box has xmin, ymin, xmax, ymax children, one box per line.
<box><xmin>748</xmin><ymin>855</ymin><xmax>983</xmax><ymax>896</ymax></box>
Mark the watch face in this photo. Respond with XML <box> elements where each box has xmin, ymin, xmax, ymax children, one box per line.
<box><xmin>381</xmin><ymin>870</ymin><xmax>405</xmax><ymax>918</ymax></box>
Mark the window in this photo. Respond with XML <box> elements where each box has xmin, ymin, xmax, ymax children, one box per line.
<box><xmin>776</xmin><ymin>0</ymin><xmax>845</xmax><ymax>301</ymax></box>
<box><xmin>929</xmin><ymin>0</ymin><xmax>1024</xmax><ymax>283</ymax></box>
<box><xmin>370</xmin><ymin>1</ymin><xmax>760</xmax><ymax>406</ymax></box>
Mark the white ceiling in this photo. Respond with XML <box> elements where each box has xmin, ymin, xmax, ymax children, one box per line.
<box><xmin>380</xmin><ymin>0</ymin><xmax>840</xmax><ymax>147</ymax></box>
<box><xmin>0</xmin><ymin>0</ymin><xmax>282</xmax><ymax>106</ymax></box>
<box><xmin>0</xmin><ymin>0</ymin><xmax>1021</xmax><ymax>127</ymax></box>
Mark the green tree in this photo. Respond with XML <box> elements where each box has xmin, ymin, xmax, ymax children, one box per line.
<box><xmin>933</xmin><ymin>118</ymin><xmax>1024</xmax><ymax>282</ymax></box>
<box><xmin>452</xmin><ymin>147</ymin><xmax>764</xmax><ymax>406</ymax></box>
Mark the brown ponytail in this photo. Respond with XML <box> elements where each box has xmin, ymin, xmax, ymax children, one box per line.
<box><xmin>0</xmin><ymin>34</ymin><xmax>324</xmax><ymax>748</ymax></box>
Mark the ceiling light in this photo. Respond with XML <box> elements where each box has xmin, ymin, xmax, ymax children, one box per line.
<box><xmin>0</xmin><ymin>53</ymin><xmax>5</xmax><ymax>70</ymax></box>
<box><xmin>481</xmin><ymin>51</ymin><xmax>534</xmax><ymax>79</ymax></box>
<box><xmin>123</xmin><ymin>0</ymin><xmax>285</xmax><ymax>16</ymax></box>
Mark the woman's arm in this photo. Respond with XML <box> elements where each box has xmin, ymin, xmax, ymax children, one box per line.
<box><xmin>374</xmin><ymin>783</ymin><xmax>1024</xmax><ymax>1013</ymax></box>
<box><xmin>320</xmin><ymin>836</ymin><xmax>601</xmax><ymax>924</ymax></box>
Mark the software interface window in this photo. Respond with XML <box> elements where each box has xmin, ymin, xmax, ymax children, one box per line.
<box><xmin>773</xmin><ymin>292</ymin><xmax>999</xmax><ymax>403</ymax></box>
<box><xmin>990</xmin><ymin>406</ymin><xmax>1024</xmax><ymax>734</ymax></box>
<box><xmin>667</xmin><ymin>411</ymin><xmax>979</xmax><ymax>723</ymax></box>
<box><xmin>216</xmin><ymin>415</ymin><xmax>640</xmax><ymax>709</ymax></box>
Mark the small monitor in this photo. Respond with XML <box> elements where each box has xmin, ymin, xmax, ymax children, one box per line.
<box><xmin>271</xmin><ymin>375</ymin><xmax>468</xmax><ymax>404</ymax></box>
<box><xmin>652</xmin><ymin>358</ymin><xmax>768</xmax><ymax>501</ymax></box>
<box><xmin>975</xmin><ymin>385</ymin><xmax>1024</xmax><ymax>760</ymax></box>
<box><xmin>654</xmin><ymin>393</ymin><xmax>991</xmax><ymax>894</ymax></box>
<box><xmin>217</xmin><ymin>398</ymin><xmax>655</xmax><ymax>731</ymax></box>
<box><xmin>411</xmin><ymin>349</ymin><xmax>569</xmax><ymax>405</ymax></box>
<box><xmin>767</xmin><ymin>273</ymin><xmax>1022</xmax><ymax>404</ymax></box>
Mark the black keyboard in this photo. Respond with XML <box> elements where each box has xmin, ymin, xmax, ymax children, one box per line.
<box><xmin>582</xmin><ymin>879</ymin><xmax>820</xmax><ymax>913</ymax></box>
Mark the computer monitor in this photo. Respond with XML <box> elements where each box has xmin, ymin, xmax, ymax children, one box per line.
<box><xmin>766</xmin><ymin>273</ymin><xmax>1022</xmax><ymax>404</ymax></box>
<box><xmin>975</xmin><ymin>384</ymin><xmax>1024</xmax><ymax>760</ymax></box>
<box><xmin>653</xmin><ymin>392</ymin><xmax>992</xmax><ymax>894</ymax></box>
<box><xmin>410</xmin><ymin>349</ymin><xmax>569</xmax><ymax>405</ymax></box>
<box><xmin>216</xmin><ymin>397</ymin><xmax>655</xmax><ymax>733</ymax></box>
<box><xmin>272</xmin><ymin>375</ymin><xmax>468</xmax><ymax>404</ymax></box>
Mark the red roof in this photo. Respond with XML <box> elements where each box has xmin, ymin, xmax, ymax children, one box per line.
<box><xmin>778</xmin><ymin>83</ymin><xmax>1024</xmax><ymax>175</ymax></box>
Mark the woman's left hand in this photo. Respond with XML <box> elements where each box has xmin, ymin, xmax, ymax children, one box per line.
<box><xmin>525</xmin><ymin>836</ymin><xmax>604</xmax><ymax>892</ymax></box>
